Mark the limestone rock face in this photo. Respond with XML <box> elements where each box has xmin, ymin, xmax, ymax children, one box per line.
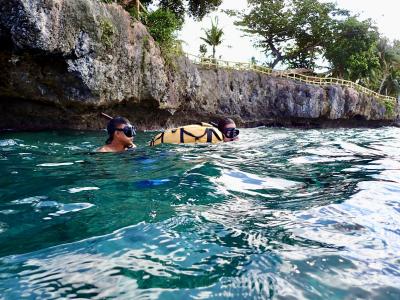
<box><xmin>0</xmin><ymin>0</ymin><xmax>398</xmax><ymax>130</ymax></box>
<box><xmin>0</xmin><ymin>0</ymin><xmax>180</xmax><ymax>106</ymax></box>
<box><xmin>180</xmin><ymin>68</ymin><xmax>398</xmax><ymax>127</ymax></box>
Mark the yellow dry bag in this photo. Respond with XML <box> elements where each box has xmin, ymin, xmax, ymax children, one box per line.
<box><xmin>149</xmin><ymin>123</ymin><xmax>223</xmax><ymax>146</ymax></box>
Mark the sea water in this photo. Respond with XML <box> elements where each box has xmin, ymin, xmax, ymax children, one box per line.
<box><xmin>0</xmin><ymin>128</ymin><xmax>399</xmax><ymax>299</ymax></box>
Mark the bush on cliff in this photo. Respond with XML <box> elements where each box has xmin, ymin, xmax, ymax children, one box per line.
<box><xmin>145</xmin><ymin>9</ymin><xmax>182</xmax><ymax>45</ymax></box>
<box><xmin>98</xmin><ymin>1</ymin><xmax>183</xmax><ymax>68</ymax></box>
<box><xmin>144</xmin><ymin>9</ymin><xmax>183</xmax><ymax>67</ymax></box>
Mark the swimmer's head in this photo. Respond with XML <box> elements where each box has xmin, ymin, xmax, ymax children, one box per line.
<box><xmin>217</xmin><ymin>118</ymin><xmax>239</xmax><ymax>142</ymax></box>
<box><xmin>106</xmin><ymin>116</ymin><xmax>136</xmax><ymax>146</ymax></box>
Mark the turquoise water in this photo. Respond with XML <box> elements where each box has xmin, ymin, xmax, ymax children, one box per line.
<box><xmin>0</xmin><ymin>128</ymin><xmax>400</xmax><ymax>299</ymax></box>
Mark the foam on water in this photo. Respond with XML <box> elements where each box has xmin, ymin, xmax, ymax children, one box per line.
<box><xmin>37</xmin><ymin>162</ymin><xmax>74</xmax><ymax>167</ymax></box>
<box><xmin>68</xmin><ymin>187</ymin><xmax>100</xmax><ymax>193</ymax></box>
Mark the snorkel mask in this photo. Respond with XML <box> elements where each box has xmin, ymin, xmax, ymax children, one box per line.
<box><xmin>106</xmin><ymin>116</ymin><xmax>137</xmax><ymax>138</ymax></box>
<box><xmin>223</xmin><ymin>128</ymin><xmax>240</xmax><ymax>139</ymax></box>
<box><xmin>114</xmin><ymin>125</ymin><xmax>136</xmax><ymax>138</ymax></box>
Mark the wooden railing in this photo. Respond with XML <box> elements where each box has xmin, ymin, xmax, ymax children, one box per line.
<box><xmin>135</xmin><ymin>0</ymin><xmax>148</xmax><ymax>18</ymax></box>
<box><xmin>185</xmin><ymin>53</ymin><xmax>397</xmax><ymax>104</ymax></box>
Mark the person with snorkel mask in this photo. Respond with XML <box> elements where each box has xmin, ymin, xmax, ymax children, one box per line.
<box><xmin>97</xmin><ymin>116</ymin><xmax>137</xmax><ymax>152</ymax></box>
<box><xmin>216</xmin><ymin>118</ymin><xmax>240</xmax><ymax>142</ymax></box>
<box><xmin>149</xmin><ymin>117</ymin><xmax>240</xmax><ymax>146</ymax></box>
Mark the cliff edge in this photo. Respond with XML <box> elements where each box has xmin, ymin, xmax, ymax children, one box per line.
<box><xmin>0</xmin><ymin>0</ymin><xmax>399</xmax><ymax>130</ymax></box>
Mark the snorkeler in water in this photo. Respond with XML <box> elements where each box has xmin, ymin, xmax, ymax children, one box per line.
<box><xmin>149</xmin><ymin>117</ymin><xmax>240</xmax><ymax>146</ymax></box>
<box><xmin>97</xmin><ymin>116</ymin><xmax>137</xmax><ymax>152</ymax></box>
<box><xmin>216</xmin><ymin>118</ymin><xmax>240</xmax><ymax>142</ymax></box>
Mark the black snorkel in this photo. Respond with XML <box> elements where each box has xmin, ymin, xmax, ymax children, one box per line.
<box><xmin>101</xmin><ymin>112</ymin><xmax>113</xmax><ymax>120</ymax></box>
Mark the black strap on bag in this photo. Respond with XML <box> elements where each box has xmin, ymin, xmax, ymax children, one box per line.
<box><xmin>206</xmin><ymin>128</ymin><xmax>223</xmax><ymax>143</ymax></box>
<box><xmin>180</xmin><ymin>128</ymin><xmax>185</xmax><ymax>143</ymax></box>
<box><xmin>206</xmin><ymin>122</ymin><xmax>223</xmax><ymax>142</ymax></box>
<box><xmin>206</xmin><ymin>129</ymin><xmax>213</xmax><ymax>143</ymax></box>
<box><xmin>180</xmin><ymin>127</ymin><xmax>208</xmax><ymax>143</ymax></box>
<box><xmin>150</xmin><ymin>132</ymin><xmax>165</xmax><ymax>146</ymax></box>
<box><xmin>213</xmin><ymin>129</ymin><xmax>223</xmax><ymax>142</ymax></box>
<box><xmin>151</xmin><ymin>124</ymin><xmax>222</xmax><ymax>146</ymax></box>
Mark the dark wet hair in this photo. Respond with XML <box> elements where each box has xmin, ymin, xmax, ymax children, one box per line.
<box><xmin>105</xmin><ymin>116</ymin><xmax>130</xmax><ymax>144</ymax></box>
<box><xmin>217</xmin><ymin>118</ymin><xmax>235</xmax><ymax>132</ymax></box>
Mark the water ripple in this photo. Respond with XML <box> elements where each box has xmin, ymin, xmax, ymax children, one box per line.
<box><xmin>0</xmin><ymin>128</ymin><xmax>400</xmax><ymax>299</ymax></box>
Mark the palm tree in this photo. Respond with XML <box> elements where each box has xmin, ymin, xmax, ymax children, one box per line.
<box><xmin>201</xmin><ymin>17</ymin><xmax>224</xmax><ymax>59</ymax></box>
<box><xmin>381</xmin><ymin>73</ymin><xmax>400</xmax><ymax>97</ymax></box>
<box><xmin>376</xmin><ymin>38</ymin><xmax>400</xmax><ymax>96</ymax></box>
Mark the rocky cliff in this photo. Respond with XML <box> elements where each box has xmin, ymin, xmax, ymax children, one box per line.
<box><xmin>0</xmin><ymin>0</ymin><xmax>399</xmax><ymax>130</ymax></box>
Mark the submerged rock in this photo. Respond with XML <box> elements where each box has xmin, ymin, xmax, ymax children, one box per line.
<box><xmin>0</xmin><ymin>0</ymin><xmax>399</xmax><ymax>130</ymax></box>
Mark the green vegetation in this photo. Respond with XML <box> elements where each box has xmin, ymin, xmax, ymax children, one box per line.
<box><xmin>227</xmin><ymin>0</ymin><xmax>400</xmax><ymax>98</ymax></box>
<box><xmin>324</xmin><ymin>17</ymin><xmax>380</xmax><ymax>86</ymax></box>
<box><xmin>99</xmin><ymin>18</ymin><xmax>115</xmax><ymax>48</ymax></box>
<box><xmin>199</xmin><ymin>44</ymin><xmax>207</xmax><ymax>57</ymax></box>
<box><xmin>200</xmin><ymin>17</ymin><xmax>224</xmax><ymax>59</ymax></box>
<box><xmin>144</xmin><ymin>9</ymin><xmax>183</xmax><ymax>68</ymax></box>
<box><xmin>226</xmin><ymin>0</ymin><xmax>346</xmax><ymax>69</ymax></box>
<box><xmin>99</xmin><ymin>1</ymin><xmax>198</xmax><ymax>69</ymax></box>
<box><xmin>98</xmin><ymin>0</ymin><xmax>399</xmax><ymax>99</ymax></box>
<box><xmin>145</xmin><ymin>9</ymin><xmax>182</xmax><ymax>45</ymax></box>
<box><xmin>155</xmin><ymin>0</ymin><xmax>222</xmax><ymax>22</ymax></box>
<box><xmin>99</xmin><ymin>0</ymin><xmax>222</xmax><ymax>22</ymax></box>
<box><xmin>376</xmin><ymin>39</ymin><xmax>400</xmax><ymax>96</ymax></box>
<box><xmin>383</xmin><ymin>99</ymin><xmax>396</xmax><ymax>117</ymax></box>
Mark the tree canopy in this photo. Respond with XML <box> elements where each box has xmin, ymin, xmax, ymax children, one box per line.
<box><xmin>227</xmin><ymin>0</ymin><xmax>348</xmax><ymax>69</ymax></box>
<box><xmin>324</xmin><ymin>17</ymin><xmax>380</xmax><ymax>82</ymax></box>
<box><xmin>118</xmin><ymin>0</ymin><xmax>222</xmax><ymax>22</ymax></box>
<box><xmin>145</xmin><ymin>8</ymin><xmax>183</xmax><ymax>45</ymax></box>
<box><xmin>376</xmin><ymin>39</ymin><xmax>400</xmax><ymax>96</ymax></box>
<box><xmin>227</xmin><ymin>0</ymin><xmax>400</xmax><ymax>97</ymax></box>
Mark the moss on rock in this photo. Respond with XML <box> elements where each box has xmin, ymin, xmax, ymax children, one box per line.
<box><xmin>99</xmin><ymin>18</ymin><xmax>115</xmax><ymax>49</ymax></box>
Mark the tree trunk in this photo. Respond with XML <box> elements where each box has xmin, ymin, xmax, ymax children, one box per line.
<box><xmin>267</xmin><ymin>39</ymin><xmax>284</xmax><ymax>69</ymax></box>
<box><xmin>212</xmin><ymin>46</ymin><xmax>215</xmax><ymax>59</ymax></box>
<box><xmin>270</xmin><ymin>57</ymin><xmax>282</xmax><ymax>69</ymax></box>
<box><xmin>309</xmin><ymin>49</ymin><xmax>315</xmax><ymax>70</ymax></box>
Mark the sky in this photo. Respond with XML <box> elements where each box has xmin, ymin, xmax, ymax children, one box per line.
<box><xmin>178</xmin><ymin>0</ymin><xmax>400</xmax><ymax>65</ymax></box>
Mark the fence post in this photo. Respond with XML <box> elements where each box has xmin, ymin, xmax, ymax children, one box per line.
<box><xmin>136</xmin><ymin>0</ymin><xmax>140</xmax><ymax>19</ymax></box>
